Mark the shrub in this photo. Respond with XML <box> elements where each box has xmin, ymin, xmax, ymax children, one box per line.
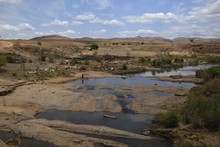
<box><xmin>0</xmin><ymin>55</ymin><xmax>7</xmax><ymax>67</ymax></box>
<box><xmin>196</xmin><ymin>66</ymin><xmax>220</xmax><ymax>81</ymax></box>
<box><xmin>89</xmin><ymin>44</ymin><xmax>99</xmax><ymax>50</ymax></box>
<box><xmin>152</xmin><ymin>110</ymin><xmax>179</xmax><ymax>128</ymax></box>
<box><xmin>122</xmin><ymin>64</ymin><xmax>128</xmax><ymax>70</ymax></box>
<box><xmin>85</xmin><ymin>60</ymin><xmax>90</xmax><ymax>65</ymax></box>
<box><xmin>182</xmin><ymin>79</ymin><xmax>220</xmax><ymax>131</ymax></box>
<box><xmin>174</xmin><ymin>57</ymin><xmax>184</xmax><ymax>63</ymax></box>
<box><xmin>37</xmin><ymin>41</ymin><xmax>42</xmax><ymax>46</ymax></box>
<box><xmin>40</xmin><ymin>53</ymin><xmax>46</xmax><ymax>62</ymax></box>
<box><xmin>138</xmin><ymin>57</ymin><xmax>146</xmax><ymax>63</ymax></box>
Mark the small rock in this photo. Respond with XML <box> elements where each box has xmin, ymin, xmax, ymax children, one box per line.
<box><xmin>142</xmin><ymin>129</ymin><xmax>151</xmax><ymax>136</ymax></box>
<box><xmin>189</xmin><ymin>135</ymin><xmax>198</xmax><ymax>140</ymax></box>
<box><xmin>103</xmin><ymin>114</ymin><xmax>117</xmax><ymax>119</ymax></box>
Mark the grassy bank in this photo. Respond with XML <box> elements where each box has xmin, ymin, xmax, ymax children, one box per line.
<box><xmin>151</xmin><ymin>66</ymin><xmax>220</xmax><ymax>146</ymax></box>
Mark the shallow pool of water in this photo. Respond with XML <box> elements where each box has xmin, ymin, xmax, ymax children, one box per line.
<box><xmin>140</xmin><ymin>64</ymin><xmax>218</xmax><ymax>77</ymax></box>
<box><xmin>36</xmin><ymin>110</ymin><xmax>153</xmax><ymax>134</ymax></box>
<box><xmin>69</xmin><ymin>76</ymin><xmax>196</xmax><ymax>88</ymax></box>
<box><xmin>0</xmin><ymin>131</ymin><xmax>56</xmax><ymax>147</ymax></box>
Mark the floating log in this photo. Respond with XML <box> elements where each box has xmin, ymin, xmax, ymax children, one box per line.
<box><xmin>103</xmin><ymin>114</ymin><xmax>117</xmax><ymax>119</ymax></box>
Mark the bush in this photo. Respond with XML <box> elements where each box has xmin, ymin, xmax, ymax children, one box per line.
<box><xmin>40</xmin><ymin>53</ymin><xmax>46</xmax><ymax>62</ymax></box>
<box><xmin>174</xmin><ymin>57</ymin><xmax>184</xmax><ymax>63</ymax></box>
<box><xmin>138</xmin><ymin>57</ymin><xmax>146</xmax><ymax>63</ymax></box>
<box><xmin>37</xmin><ymin>41</ymin><xmax>42</xmax><ymax>46</ymax></box>
<box><xmin>89</xmin><ymin>44</ymin><xmax>98</xmax><ymax>50</ymax></box>
<box><xmin>182</xmin><ymin>79</ymin><xmax>220</xmax><ymax>131</ymax></box>
<box><xmin>196</xmin><ymin>66</ymin><xmax>220</xmax><ymax>81</ymax></box>
<box><xmin>0</xmin><ymin>55</ymin><xmax>7</xmax><ymax>67</ymax></box>
<box><xmin>122</xmin><ymin>64</ymin><xmax>128</xmax><ymax>70</ymax></box>
<box><xmin>152</xmin><ymin>110</ymin><xmax>179</xmax><ymax>128</ymax></box>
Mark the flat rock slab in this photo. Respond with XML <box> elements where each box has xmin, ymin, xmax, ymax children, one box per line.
<box><xmin>0</xmin><ymin>140</ymin><xmax>8</xmax><ymax>147</ymax></box>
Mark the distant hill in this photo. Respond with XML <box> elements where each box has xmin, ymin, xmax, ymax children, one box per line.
<box><xmin>30</xmin><ymin>35</ymin><xmax>72</xmax><ymax>40</ymax></box>
<box><xmin>109</xmin><ymin>36</ymin><xmax>172</xmax><ymax>43</ymax></box>
<box><xmin>173</xmin><ymin>37</ymin><xmax>220</xmax><ymax>43</ymax></box>
<box><xmin>30</xmin><ymin>35</ymin><xmax>220</xmax><ymax>43</ymax></box>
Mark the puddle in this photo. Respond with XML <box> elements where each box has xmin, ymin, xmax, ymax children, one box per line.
<box><xmin>0</xmin><ymin>131</ymin><xmax>56</xmax><ymax>147</ymax></box>
<box><xmin>36</xmin><ymin>110</ymin><xmax>153</xmax><ymax>134</ymax></box>
<box><xmin>68</xmin><ymin>76</ymin><xmax>196</xmax><ymax>89</ymax></box>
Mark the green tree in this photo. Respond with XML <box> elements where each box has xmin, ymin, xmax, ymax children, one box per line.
<box><xmin>89</xmin><ymin>44</ymin><xmax>99</xmax><ymax>51</ymax></box>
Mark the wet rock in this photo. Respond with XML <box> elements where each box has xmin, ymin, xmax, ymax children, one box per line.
<box><xmin>103</xmin><ymin>114</ymin><xmax>117</xmax><ymax>119</ymax></box>
<box><xmin>175</xmin><ymin>92</ymin><xmax>187</xmax><ymax>96</ymax></box>
<box><xmin>142</xmin><ymin>129</ymin><xmax>151</xmax><ymax>136</ymax></box>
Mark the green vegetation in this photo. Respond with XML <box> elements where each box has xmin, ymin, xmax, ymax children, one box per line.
<box><xmin>182</xmin><ymin>79</ymin><xmax>220</xmax><ymax>131</ymax></box>
<box><xmin>89</xmin><ymin>44</ymin><xmax>99</xmax><ymax>51</ymax></box>
<box><xmin>152</xmin><ymin>58</ymin><xmax>172</xmax><ymax>67</ymax></box>
<box><xmin>196</xmin><ymin>66</ymin><xmax>220</xmax><ymax>81</ymax></box>
<box><xmin>152</xmin><ymin>110</ymin><xmax>179</xmax><ymax>128</ymax></box>
<box><xmin>205</xmin><ymin>56</ymin><xmax>220</xmax><ymax>64</ymax></box>
<box><xmin>0</xmin><ymin>54</ymin><xmax>19</xmax><ymax>68</ymax></box>
<box><xmin>37</xmin><ymin>41</ymin><xmax>42</xmax><ymax>46</ymax></box>
<box><xmin>0</xmin><ymin>55</ymin><xmax>8</xmax><ymax>68</ymax></box>
<box><xmin>122</xmin><ymin>64</ymin><xmax>128</xmax><ymax>70</ymax></box>
<box><xmin>174</xmin><ymin>57</ymin><xmax>184</xmax><ymax>63</ymax></box>
<box><xmin>189</xmin><ymin>38</ymin><xmax>194</xmax><ymax>43</ymax></box>
<box><xmin>40</xmin><ymin>53</ymin><xmax>46</xmax><ymax>62</ymax></box>
<box><xmin>138</xmin><ymin>57</ymin><xmax>146</xmax><ymax>63</ymax></box>
<box><xmin>40</xmin><ymin>53</ymin><xmax>56</xmax><ymax>63</ymax></box>
<box><xmin>152</xmin><ymin>66</ymin><xmax>220</xmax><ymax>133</ymax></box>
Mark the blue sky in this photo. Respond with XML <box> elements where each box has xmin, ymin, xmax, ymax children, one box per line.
<box><xmin>0</xmin><ymin>0</ymin><xmax>220</xmax><ymax>39</ymax></box>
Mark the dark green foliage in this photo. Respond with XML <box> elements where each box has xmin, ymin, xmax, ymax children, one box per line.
<box><xmin>40</xmin><ymin>53</ymin><xmax>46</xmax><ymax>62</ymax></box>
<box><xmin>196</xmin><ymin>66</ymin><xmax>220</xmax><ymax>81</ymax></box>
<box><xmin>205</xmin><ymin>56</ymin><xmax>220</xmax><ymax>64</ymax></box>
<box><xmin>138</xmin><ymin>57</ymin><xmax>146</xmax><ymax>63</ymax></box>
<box><xmin>89</xmin><ymin>44</ymin><xmax>99</xmax><ymax>50</ymax></box>
<box><xmin>37</xmin><ymin>41</ymin><xmax>42</xmax><ymax>46</ymax></box>
<box><xmin>174</xmin><ymin>57</ymin><xmax>184</xmax><ymax>63</ymax></box>
<box><xmin>122</xmin><ymin>64</ymin><xmax>128</xmax><ymax>70</ymax></box>
<box><xmin>0</xmin><ymin>55</ymin><xmax>8</xmax><ymax>67</ymax></box>
<box><xmin>152</xmin><ymin>110</ymin><xmax>179</xmax><ymax>128</ymax></box>
<box><xmin>152</xmin><ymin>58</ymin><xmax>172</xmax><ymax>67</ymax></box>
<box><xmin>182</xmin><ymin>79</ymin><xmax>220</xmax><ymax>131</ymax></box>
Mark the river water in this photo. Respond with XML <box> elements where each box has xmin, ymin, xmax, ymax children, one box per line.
<box><xmin>36</xmin><ymin>64</ymin><xmax>217</xmax><ymax>147</ymax></box>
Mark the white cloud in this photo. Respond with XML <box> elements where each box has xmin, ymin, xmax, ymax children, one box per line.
<box><xmin>180</xmin><ymin>0</ymin><xmax>220</xmax><ymax>22</ymax></box>
<box><xmin>0</xmin><ymin>0</ymin><xmax>21</xmax><ymax>4</ymax></box>
<box><xmin>0</xmin><ymin>23</ymin><xmax>35</xmax><ymax>39</ymax></box>
<box><xmin>124</xmin><ymin>12</ymin><xmax>177</xmax><ymax>23</ymax></box>
<box><xmin>94</xmin><ymin>0</ymin><xmax>111</xmax><ymax>9</ymax></box>
<box><xmin>103</xmin><ymin>19</ymin><xmax>125</xmax><ymax>26</ymax></box>
<box><xmin>118</xmin><ymin>29</ymin><xmax>158</xmax><ymax>37</ymax></box>
<box><xmin>72</xmin><ymin>21</ymin><xmax>84</xmax><ymax>26</ymax></box>
<box><xmin>76</xmin><ymin>13</ymin><xmax>125</xmax><ymax>26</ymax></box>
<box><xmin>0</xmin><ymin>23</ymin><xmax>35</xmax><ymax>32</ymax></box>
<box><xmin>164</xmin><ymin>24</ymin><xmax>220</xmax><ymax>38</ymax></box>
<box><xmin>76</xmin><ymin>13</ymin><xmax>102</xmax><ymax>23</ymax></box>
<box><xmin>42</xmin><ymin>19</ymin><xmax>69</xmax><ymax>27</ymax></box>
